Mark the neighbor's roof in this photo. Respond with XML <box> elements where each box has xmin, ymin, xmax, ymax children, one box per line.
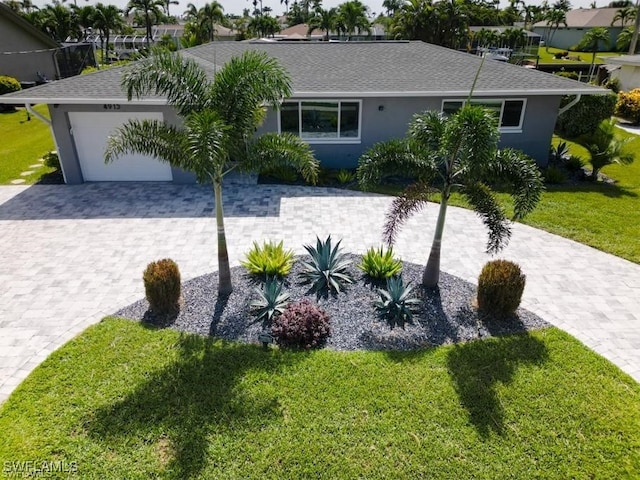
<box><xmin>601</xmin><ymin>54</ymin><xmax>640</xmax><ymax>66</ymax></box>
<box><xmin>0</xmin><ymin>41</ymin><xmax>606</xmax><ymax>105</ymax></box>
<box><xmin>0</xmin><ymin>2</ymin><xmax>59</xmax><ymax>50</ymax></box>
<box><xmin>533</xmin><ymin>8</ymin><xmax>624</xmax><ymax>28</ymax></box>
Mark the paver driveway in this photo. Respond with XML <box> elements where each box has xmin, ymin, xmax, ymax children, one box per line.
<box><xmin>1</xmin><ymin>183</ymin><xmax>639</xmax><ymax>403</ymax></box>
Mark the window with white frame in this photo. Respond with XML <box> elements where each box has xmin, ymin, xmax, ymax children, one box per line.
<box><xmin>280</xmin><ymin>100</ymin><xmax>361</xmax><ymax>141</ymax></box>
<box><xmin>441</xmin><ymin>99</ymin><xmax>526</xmax><ymax>131</ymax></box>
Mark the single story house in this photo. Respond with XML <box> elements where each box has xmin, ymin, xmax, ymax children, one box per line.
<box><xmin>0</xmin><ymin>41</ymin><xmax>606</xmax><ymax>184</ymax></box>
<box><xmin>533</xmin><ymin>8</ymin><xmax>625</xmax><ymax>51</ymax></box>
<box><xmin>601</xmin><ymin>54</ymin><xmax>640</xmax><ymax>91</ymax></box>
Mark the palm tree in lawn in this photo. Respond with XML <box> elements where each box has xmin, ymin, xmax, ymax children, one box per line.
<box><xmin>307</xmin><ymin>7</ymin><xmax>337</xmax><ymax>40</ymax></box>
<box><xmin>126</xmin><ymin>0</ymin><xmax>164</xmax><ymax>46</ymax></box>
<box><xmin>617</xmin><ymin>25</ymin><xmax>634</xmax><ymax>51</ymax></box>
<box><xmin>93</xmin><ymin>3</ymin><xmax>124</xmax><ymax>64</ymax></box>
<box><xmin>544</xmin><ymin>7</ymin><xmax>567</xmax><ymax>51</ymax></box>
<box><xmin>612</xmin><ymin>5</ymin><xmax>636</xmax><ymax>26</ymax></box>
<box><xmin>105</xmin><ymin>50</ymin><xmax>319</xmax><ymax>295</ymax></box>
<box><xmin>575</xmin><ymin>119</ymin><xmax>635</xmax><ymax>180</ymax></box>
<box><xmin>578</xmin><ymin>27</ymin><xmax>610</xmax><ymax>78</ymax></box>
<box><xmin>357</xmin><ymin>106</ymin><xmax>543</xmax><ymax>287</ymax></box>
<box><xmin>198</xmin><ymin>1</ymin><xmax>225</xmax><ymax>42</ymax></box>
<box><xmin>337</xmin><ymin>0</ymin><xmax>370</xmax><ymax>40</ymax></box>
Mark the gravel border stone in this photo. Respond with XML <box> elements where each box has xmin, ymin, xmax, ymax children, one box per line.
<box><xmin>115</xmin><ymin>255</ymin><xmax>549</xmax><ymax>351</ymax></box>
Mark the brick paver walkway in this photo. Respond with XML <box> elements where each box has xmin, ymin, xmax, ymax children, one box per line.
<box><xmin>1</xmin><ymin>183</ymin><xmax>639</xmax><ymax>403</ymax></box>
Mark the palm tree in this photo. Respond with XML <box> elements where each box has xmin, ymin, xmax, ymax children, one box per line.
<box><xmin>575</xmin><ymin>119</ymin><xmax>635</xmax><ymax>180</ymax></box>
<box><xmin>337</xmin><ymin>0</ymin><xmax>370</xmax><ymax>40</ymax></box>
<box><xmin>307</xmin><ymin>7</ymin><xmax>337</xmax><ymax>40</ymax></box>
<box><xmin>382</xmin><ymin>0</ymin><xmax>403</xmax><ymax>16</ymax></box>
<box><xmin>93</xmin><ymin>3</ymin><xmax>124</xmax><ymax>64</ymax></box>
<box><xmin>628</xmin><ymin>0</ymin><xmax>640</xmax><ymax>53</ymax></box>
<box><xmin>104</xmin><ymin>50</ymin><xmax>319</xmax><ymax>295</ymax></box>
<box><xmin>578</xmin><ymin>27</ymin><xmax>610</xmax><ymax>78</ymax></box>
<box><xmin>612</xmin><ymin>5</ymin><xmax>636</xmax><ymax>26</ymax></box>
<box><xmin>544</xmin><ymin>7</ymin><xmax>567</xmax><ymax>51</ymax></box>
<box><xmin>617</xmin><ymin>25</ymin><xmax>634</xmax><ymax>50</ymax></box>
<box><xmin>183</xmin><ymin>2</ymin><xmax>198</xmax><ymax>20</ymax></box>
<box><xmin>125</xmin><ymin>0</ymin><xmax>164</xmax><ymax>46</ymax></box>
<box><xmin>357</xmin><ymin>106</ymin><xmax>543</xmax><ymax>287</ymax></box>
<box><xmin>198</xmin><ymin>1</ymin><xmax>225</xmax><ymax>42</ymax></box>
<box><xmin>162</xmin><ymin>0</ymin><xmax>178</xmax><ymax>17</ymax></box>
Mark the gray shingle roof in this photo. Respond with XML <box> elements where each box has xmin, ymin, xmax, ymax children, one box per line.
<box><xmin>0</xmin><ymin>41</ymin><xmax>605</xmax><ymax>104</ymax></box>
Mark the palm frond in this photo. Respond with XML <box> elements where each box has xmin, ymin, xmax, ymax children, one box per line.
<box><xmin>407</xmin><ymin>110</ymin><xmax>446</xmax><ymax>153</ymax></box>
<box><xmin>246</xmin><ymin>133</ymin><xmax>319</xmax><ymax>184</ymax></box>
<box><xmin>183</xmin><ymin>110</ymin><xmax>229</xmax><ymax>182</ymax></box>
<box><xmin>461</xmin><ymin>181</ymin><xmax>511</xmax><ymax>254</ymax></box>
<box><xmin>104</xmin><ymin>119</ymin><xmax>189</xmax><ymax>168</ymax></box>
<box><xmin>488</xmin><ymin>149</ymin><xmax>544</xmax><ymax>220</ymax></box>
<box><xmin>357</xmin><ymin>139</ymin><xmax>434</xmax><ymax>190</ymax></box>
<box><xmin>383</xmin><ymin>182</ymin><xmax>435</xmax><ymax>245</ymax></box>
<box><xmin>121</xmin><ymin>49</ymin><xmax>211</xmax><ymax>117</ymax></box>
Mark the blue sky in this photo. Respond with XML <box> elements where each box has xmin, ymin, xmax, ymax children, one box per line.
<box><xmin>29</xmin><ymin>0</ymin><xmax>599</xmax><ymax>18</ymax></box>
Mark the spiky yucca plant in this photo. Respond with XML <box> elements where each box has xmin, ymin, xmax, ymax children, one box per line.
<box><xmin>300</xmin><ymin>235</ymin><xmax>353</xmax><ymax>294</ymax></box>
<box><xmin>242</xmin><ymin>240</ymin><xmax>294</xmax><ymax>277</ymax></box>
<box><xmin>374</xmin><ymin>276</ymin><xmax>420</xmax><ymax>328</ymax></box>
<box><xmin>250</xmin><ymin>277</ymin><xmax>291</xmax><ymax>324</ymax></box>
<box><xmin>358</xmin><ymin>246</ymin><xmax>402</xmax><ymax>279</ymax></box>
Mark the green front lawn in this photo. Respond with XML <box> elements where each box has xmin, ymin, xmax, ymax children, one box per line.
<box><xmin>0</xmin><ymin>105</ymin><xmax>56</xmax><ymax>184</ymax></box>
<box><xmin>537</xmin><ymin>46</ymin><xmax>622</xmax><ymax>64</ymax></box>
<box><xmin>0</xmin><ymin>318</ymin><xmax>638</xmax><ymax>478</ymax></box>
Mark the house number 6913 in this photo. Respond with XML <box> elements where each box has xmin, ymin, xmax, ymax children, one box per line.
<box><xmin>103</xmin><ymin>104</ymin><xmax>121</xmax><ymax>110</ymax></box>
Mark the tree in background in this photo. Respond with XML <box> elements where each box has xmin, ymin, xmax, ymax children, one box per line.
<box><xmin>307</xmin><ymin>7</ymin><xmax>338</xmax><ymax>40</ymax></box>
<box><xmin>93</xmin><ymin>3</ymin><xmax>125</xmax><ymax>63</ymax></box>
<box><xmin>125</xmin><ymin>0</ymin><xmax>164</xmax><ymax>46</ymax></box>
<box><xmin>544</xmin><ymin>8</ymin><xmax>567</xmax><ymax>51</ymax></box>
<box><xmin>337</xmin><ymin>0</ymin><xmax>370</xmax><ymax>40</ymax></box>
<box><xmin>578</xmin><ymin>27</ymin><xmax>610</xmax><ymax>78</ymax></box>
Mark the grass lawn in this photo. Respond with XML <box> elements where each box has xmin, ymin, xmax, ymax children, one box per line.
<box><xmin>0</xmin><ymin>318</ymin><xmax>638</xmax><ymax>478</ymax></box>
<box><xmin>537</xmin><ymin>46</ymin><xmax>621</xmax><ymax>64</ymax></box>
<box><xmin>0</xmin><ymin>105</ymin><xmax>56</xmax><ymax>184</ymax></box>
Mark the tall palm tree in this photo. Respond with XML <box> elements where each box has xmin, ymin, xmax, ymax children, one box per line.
<box><xmin>125</xmin><ymin>0</ymin><xmax>164</xmax><ymax>46</ymax></box>
<box><xmin>337</xmin><ymin>0</ymin><xmax>371</xmax><ymax>40</ymax></box>
<box><xmin>578</xmin><ymin>27</ymin><xmax>610</xmax><ymax>78</ymax></box>
<box><xmin>198</xmin><ymin>1</ymin><xmax>225</xmax><ymax>42</ymax></box>
<box><xmin>93</xmin><ymin>3</ymin><xmax>124</xmax><ymax>64</ymax></box>
<box><xmin>72</xmin><ymin>4</ymin><xmax>96</xmax><ymax>41</ymax></box>
<box><xmin>382</xmin><ymin>0</ymin><xmax>403</xmax><ymax>16</ymax></box>
<box><xmin>575</xmin><ymin>119</ymin><xmax>634</xmax><ymax>180</ymax></box>
<box><xmin>357</xmin><ymin>106</ymin><xmax>543</xmax><ymax>287</ymax></box>
<box><xmin>307</xmin><ymin>7</ymin><xmax>337</xmax><ymax>40</ymax></box>
<box><xmin>617</xmin><ymin>25</ymin><xmax>634</xmax><ymax>50</ymax></box>
<box><xmin>183</xmin><ymin>2</ymin><xmax>198</xmax><ymax>20</ymax></box>
<box><xmin>105</xmin><ymin>50</ymin><xmax>319</xmax><ymax>295</ymax></box>
<box><xmin>544</xmin><ymin>7</ymin><xmax>567</xmax><ymax>51</ymax></box>
<box><xmin>162</xmin><ymin>0</ymin><xmax>178</xmax><ymax>17</ymax></box>
<box><xmin>629</xmin><ymin>0</ymin><xmax>640</xmax><ymax>53</ymax></box>
<box><xmin>612</xmin><ymin>5</ymin><xmax>636</xmax><ymax>26</ymax></box>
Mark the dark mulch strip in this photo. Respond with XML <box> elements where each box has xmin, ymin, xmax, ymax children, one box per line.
<box><xmin>116</xmin><ymin>255</ymin><xmax>549</xmax><ymax>351</ymax></box>
<box><xmin>36</xmin><ymin>171</ymin><xmax>64</xmax><ymax>185</ymax></box>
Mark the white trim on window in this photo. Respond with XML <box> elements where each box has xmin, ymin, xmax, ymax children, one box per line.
<box><xmin>441</xmin><ymin>98</ymin><xmax>527</xmax><ymax>133</ymax></box>
<box><xmin>277</xmin><ymin>99</ymin><xmax>363</xmax><ymax>143</ymax></box>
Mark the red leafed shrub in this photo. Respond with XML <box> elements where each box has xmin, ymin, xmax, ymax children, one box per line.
<box><xmin>143</xmin><ymin>258</ymin><xmax>181</xmax><ymax>315</ymax></box>
<box><xmin>271</xmin><ymin>299</ymin><xmax>331</xmax><ymax>350</ymax></box>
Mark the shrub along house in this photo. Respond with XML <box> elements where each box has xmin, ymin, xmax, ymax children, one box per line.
<box><xmin>0</xmin><ymin>41</ymin><xmax>606</xmax><ymax>184</ymax></box>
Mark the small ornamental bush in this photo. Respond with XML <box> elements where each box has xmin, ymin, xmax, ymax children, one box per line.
<box><xmin>241</xmin><ymin>240</ymin><xmax>294</xmax><ymax>277</ymax></box>
<box><xmin>358</xmin><ymin>246</ymin><xmax>402</xmax><ymax>279</ymax></box>
<box><xmin>43</xmin><ymin>151</ymin><xmax>60</xmax><ymax>170</ymax></box>
<box><xmin>250</xmin><ymin>277</ymin><xmax>290</xmax><ymax>324</ymax></box>
<box><xmin>143</xmin><ymin>258</ymin><xmax>181</xmax><ymax>315</ymax></box>
<box><xmin>477</xmin><ymin>260</ymin><xmax>526</xmax><ymax>318</ymax></box>
<box><xmin>0</xmin><ymin>75</ymin><xmax>21</xmax><ymax>96</ymax></box>
<box><xmin>336</xmin><ymin>169</ymin><xmax>355</xmax><ymax>184</ymax></box>
<box><xmin>615</xmin><ymin>89</ymin><xmax>640</xmax><ymax>125</ymax></box>
<box><xmin>271</xmin><ymin>299</ymin><xmax>331</xmax><ymax>350</ymax></box>
<box><xmin>544</xmin><ymin>165</ymin><xmax>567</xmax><ymax>184</ymax></box>
<box><xmin>374</xmin><ymin>276</ymin><xmax>420</xmax><ymax>328</ymax></box>
<box><xmin>565</xmin><ymin>155</ymin><xmax>584</xmax><ymax>172</ymax></box>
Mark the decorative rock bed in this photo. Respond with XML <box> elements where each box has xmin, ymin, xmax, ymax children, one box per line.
<box><xmin>116</xmin><ymin>254</ymin><xmax>549</xmax><ymax>351</ymax></box>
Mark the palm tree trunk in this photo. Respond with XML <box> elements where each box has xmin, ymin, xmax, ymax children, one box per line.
<box><xmin>422</xmin><ymin>187</ymin><xmax>450</xmax><ymax>287</ymax></box>
<box><xmin>214</xmin><ymin>180</ymin><xmax>233</xmax><ymax>294</ymax></box>
<box><xmin>629</xmin><ymin>0</ymin><xmax>640</xmax><ymax>54</ymax></box>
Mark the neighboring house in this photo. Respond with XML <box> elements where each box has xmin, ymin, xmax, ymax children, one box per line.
<box><xmin>275</xmin><ymin>23</ymin><xmax>388</xmax><ymax>41</ymax></box>
<box><xmin>0</xmin><ymin>2</ymin><xmax>60</xmax><ymax>83</ymax></box>
<box><xmin>602</xmin><ymin>54</ymin><xmax>640</xmax><ymax>91</ymax></box>
<box><xmin>533</xmin><ymin>8</ymin><xmax>624</xmax><ymax>51</ymax></box>
<box><xmin>0</xmin><ymin>41</ymin><xmax>605</xmax><ymax>184</ymax></box>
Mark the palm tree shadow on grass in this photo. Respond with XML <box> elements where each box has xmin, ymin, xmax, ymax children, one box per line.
<box><xmin>446</xmin><ymin>330</ymin><xmax>549</xmax><ymax>439</ymax></box>
<box><xmin>85</xmin><ymin>334</ymin><xmax>299</xmax><ymax>478</ymax></box>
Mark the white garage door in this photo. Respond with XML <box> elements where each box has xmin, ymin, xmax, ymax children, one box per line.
<box><xmin>69</xmin><ymin>111</ymin><xmax>173</xmax><ymax>182</ymax></box>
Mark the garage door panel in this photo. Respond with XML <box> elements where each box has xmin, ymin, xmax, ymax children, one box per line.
<box><xmin>69</xmin><ymin>112</ymin><xmax>173</xmax><ymax>182</ymax></box>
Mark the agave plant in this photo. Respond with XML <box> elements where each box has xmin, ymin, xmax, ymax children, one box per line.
<box><xmin>300</xmin><ymin>235</ymin><xmax>353</xmax><ymax>294</ymax></box>
<box><xmin>374</xmin><ymin>276</ymin><xmax>420</xmax><ymax>328</ymax></box>
<box><xmin>250</xmin><ymin>277</ymin><xmax>291</xmax><ymax>324</ymax></box>
<box><xmin>358</xmin><ymin>246</ymin><xmax>402</xmax><ymax>279</ymax></box>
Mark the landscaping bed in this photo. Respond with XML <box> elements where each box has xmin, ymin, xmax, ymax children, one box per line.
<box><xmin>116</xmin><ymin>255</ymin><xmax>548</xmax><ymax>351</ymax></box>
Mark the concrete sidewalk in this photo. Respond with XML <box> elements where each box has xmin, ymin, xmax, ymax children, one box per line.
<box><xmin>1</xmin><ymin>183</ymin><xmax>639</xmax><ymax>403</ymax></box>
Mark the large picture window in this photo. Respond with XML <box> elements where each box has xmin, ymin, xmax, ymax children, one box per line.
<box><xmin>441</xmin><ymin>99</ymin><xmax>526</xmax><ymax>131</ymax></box>
<box><xmin>279</xmin><ymin>100</ymin><xmax>361</xmax><ymax>141</ymax></box>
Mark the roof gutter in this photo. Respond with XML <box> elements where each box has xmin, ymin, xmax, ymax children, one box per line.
<box><xmin>25</xmin><ymin>103</ymin><xmax>67</xmax><ymax>184</ymax></box>
<box><xmin>558</xmin><ymin>94</ymin><xmax>582</xmax><ymax>116</ymax></box>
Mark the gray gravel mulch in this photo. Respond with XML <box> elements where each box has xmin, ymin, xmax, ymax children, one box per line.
<box><xmin>115</xmin><ymin>254</ymin><xmax>549</xmax><ymax>351</ymax></box>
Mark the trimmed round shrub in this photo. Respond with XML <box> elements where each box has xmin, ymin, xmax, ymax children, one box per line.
<box><xmin>477</xmin><ymin>260</ymin><xmax>526</xmax><ymax>318</ymax></box>
<box><xmin>271</xmin><ymin>299</ymin><xmax>330</xmax><ymax>350</ymax></box>
<box><xmin>43</xmin><ymin>151</ymin><xmax>60</xmax><ymax>170</ymax></box>
<box><xmin>143</xmin><ymin>258</ymin><xmax>181</xmax><ymax>314</ymax></box>
<box><xmin>556</xmin><ymin>93</ymin><xmax>617</xmax><ymax>137</ymax></box>
<box><xmin>0</xmin><ymin>75</ymin><xmax>21</xmax><ymax>96</ymax></box>
<box><xmin>615</xmin><ymin>88</ymin><xmax>640</xmax><ymax>125</ymax></box>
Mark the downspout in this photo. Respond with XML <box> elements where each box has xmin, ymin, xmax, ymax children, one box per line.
<box><xmin>558</xmin><ymin>94</ymin><xmax>582</xmax><ymax>116</ymax></box>
<box><xmin>25</xmin><ymin>103</ymin><xmax>67</xmax><ymax>184</ymax></box>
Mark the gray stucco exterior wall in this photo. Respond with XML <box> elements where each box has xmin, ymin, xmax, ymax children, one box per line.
<box><xmin>532</xmin><ymin>26</ymin><xmax>622</xmax><ymax>51</ymax></box>
<box><xmin>0</xmin><ymin>15</ymin><xmax>58</xmax><ymax>82</ymax></box>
